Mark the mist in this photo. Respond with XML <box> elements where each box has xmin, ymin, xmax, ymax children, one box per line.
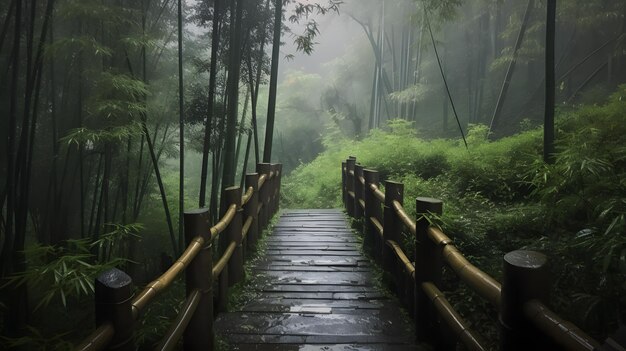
<box><xmin>1</xmin><ymin>0</ymin><xmax>625</xmax><ymax>349</ymax></box>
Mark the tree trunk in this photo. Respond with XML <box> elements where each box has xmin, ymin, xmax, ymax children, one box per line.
<box><xmin>142</xmin><ymin>117</ymin><xmax>178</xmax><ymax>255</ymax></box>
<box><xmin>177</xmin><ymin>0</ymin><xmax>185</xmax><ymax>251</ymax></box>
<box><xmin>262</xmin><ymin>0</ymin><xmax>283</xmax><ymax>163</ymax></box>
<box><xmin>544</xmin><ymin>0</ymin><xmax>556</xmax><ymax>163</ymax></box>
<box><xmin>250</xmin><ymin>0</ymin><xmax>270</xmax><ymax>164</ymax></box>
<box><xmin>222</xmin><ymin>0</ymin><xmax>244</xmax><ymax>189</ymax></box>
<box><xmin>234</xmin><ymin>86</ymin><xmax>250</xmax><ymax>180</ymax></box>
<box><xmin>488</xmin><ymin>0</ymin><xmax>534</xmax><ymax>136</ymax></box>
<box><xmin>199</xmin><ymin>0</ymin><xmax>222</xmax><ymax>208</ymax></box>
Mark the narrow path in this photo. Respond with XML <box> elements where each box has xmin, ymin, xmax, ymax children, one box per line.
<box><xmin>215</xmin><ymin>209</ymin><xmax>418</xmax><ymax>350</ymax></box>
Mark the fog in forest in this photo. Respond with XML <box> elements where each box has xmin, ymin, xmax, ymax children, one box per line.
<box><xmin>1</xmin><ymin>0</ymin><xmax>625</xmax><ymax>349</ymax></box>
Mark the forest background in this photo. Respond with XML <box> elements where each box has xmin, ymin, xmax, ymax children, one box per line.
<box><xmin>0</xmin><ymin>0</ymin><xmax>625</xmax><ymax>349</ymax></box>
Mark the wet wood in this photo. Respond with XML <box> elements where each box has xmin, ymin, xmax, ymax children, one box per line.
<box><xmin>215</xmin><ymin>209</ymin><xmax>418</xmax><ymax>350</ymax></box>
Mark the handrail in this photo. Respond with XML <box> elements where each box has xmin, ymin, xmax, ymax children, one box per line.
<box><xmin>258</xmin><ymin>174</ymin><xmax>267</xmax><ymax>188</ymax></box>
<box><xmin>428</xmin><ymin>227</ymin><xmax>502</xmax><ymax>308</ymax></box>
<box><xmin>212</xmin><ymin>241</ymin><xmax>237</xmax><ymax>280</ymax></box>
<box><xmin>392</xmin><ymin>200</ymin><xmax>416</xmax><ymax>236</ymax></box>
<box><xmin>242</xmin><ymin>186</ymin><xmax>254</xmax><ymax>205</ymax></box>
<box><xmin>210</xmin><ymin>204</ymin><xmax>236</xmax><ymax>241</ymax></box>
<box><xmin>386</xmin><ymin>240</ymin><xmax>415</xmax><ymax>278</ymax></box>
<box><xmin>369</xmin><ymin>217</ymin><xmax>383</xmax><ymax>238</ymax></box>
<box><xmin>341</xmin><ymin>156</ymin><xmax>602</xmax><ymax>350</ymax></box>
<box><xmin>370</xmin><ymin>183</ymin><xmax>385</xmax><ymax>202</ymax></box>
<box><xmin>76</xmin><ymin>324</ymin><xmax>114</xmax><ymax>351</ymax></box>
<box><xmin>156</xmin><ymin>289</ymin><xmax>202</xmax><ymax>351</ymax></box>
<box><xmin>75</xmin><ymin>162</ymin><xmax>282</xmax><ymax>351</ymax></box>
<box><xmin>422</xmin><ymin>282</ymin><xmax>486</xmax><ymax>351</ymax></box>
<box><xmin>132</xmin><ymin>236</ymin><xmax>205</xmax><ymax>317</ymax></box>
<box><xmin>524</xmin><ymin>300</ymin><xmax>600</xmax><ymax>351</ymax></box>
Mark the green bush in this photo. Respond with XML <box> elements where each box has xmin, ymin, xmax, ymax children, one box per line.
<box><xmin>282</xmin><ymin>85</ymin><xmax>626</xmax><ymax>339</ymax></box>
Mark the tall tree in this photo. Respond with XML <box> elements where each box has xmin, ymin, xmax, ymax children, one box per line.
<box><xmin>262</xmin><ymin>0</ymin><xmax>283</xmax><ymax>163</ymax></box>
<box><xmin>488</xmin><ymin>0</ymin><xmax>534</xmax><ymax>136</ymax></box>
<box><xmin>177</xmin><ymin>0</ymin><xmax>185</xmax><ymax>250</ymax></box>
<box><xmin>199</xmin><ymin>0</ymin><xmax>222</xmax><ymax>208</ymax></box>
<box><xmin>222</xmin><ymin>0</ymin><xmax>244</xmax><ymax>188</ymax></box>
<box><xmin>544</xmin><ymin>0</ymin><xmax>556</xmax><ymax>163</ymax></box>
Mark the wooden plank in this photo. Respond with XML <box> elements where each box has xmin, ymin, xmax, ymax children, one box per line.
<box><xmin>215</xmin><ymin>209</ymin><xmax>416</xmax><ymax>349</ymax></box>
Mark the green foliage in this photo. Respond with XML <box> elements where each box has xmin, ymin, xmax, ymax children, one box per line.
<box><xmin>388</xmin><ymin>83</ymin><xmax>432</xmax><ymax>104</ymax></box>
<box><xmin>283</xmin><ymin>87</ymin><xmax>626</xmax><ymax>338</ymax></box>
<box><xmin>0</xmin><ymin>326</ymin><xmax>74</xmax><ymax>351</ymax></box>
<box><xmin>134</xmin><ymin>278</ymin><xmax>185</xmax><ymax>349</ymax></box>
<box><xmin>3</xmin><ymin>223</ymin><xmax>141</xmax><ymax>311</ymax></box>
<box><xmin>61</xmin><ymin>122</ymin><xmax>143</xmax><ymax>148</ymax></box>
<box><xmin>45</xmin><ymin>36</ymin><xmax>113</xmax><ymax>59</ymax></box>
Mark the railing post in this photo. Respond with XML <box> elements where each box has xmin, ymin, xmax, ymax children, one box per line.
<box><xmin>363</xmin><ymin>169</ymin><xmax>380</xmax><ymax>257</ymax></box>
<box><xmin>257</xmin><ymin>163</ymin><xmax>271</xmax><ymax>230</ymax></box>
<box><xmin>270</xmin><ymin>163</ymin><xmax>279</xmax><ymax>216</ymax></box>
<box><xmin>224</xmin><ymin>186</ymin><xmax>244</xmax><ymax>286</ymax></box>
<box><xmin>183</xmin><ymin>209</ymin><xmax>213</xmax><ymax>350</ymax></box>
<box><xmin>245</xmin><ymin>173</ymin><xmax>259</xmax><ymax>251</ymax></box>
<box><xmin>383</xmin><ymin>181</ymin><xmax>403</xmax><ymax>290</ymax></box>
<box><xmin>276</xmin><ymin>164</ymin><xmax>282</xmax><ymax>213</ymax></box>
<box><xmin>341</xmin><ymin>161</ymin><xmax>347</xmax><ymax>210</ymax></box>
<box><xmin>500</xmin><ymin>250</ymin><xmax>550</xmax><ymax>351</ymax></box>
<box><xmin>217</xmin><ymin>265</ymin><xmax>229</xmax><ymax>313</ymax></box>
<box><xmin>95</xmin><ymin>268</ymin><xmax>134</xmax><ymax>351</ymax></box>
<box><xmin>353</xmin><ymin>165</ymin><xmax>364</xmax><ymax>220</ymax></box>
<box><xmin>345</xmin><ymin>158</ymin><xmax>356</xmax><ymax>217</ymax></box>
<box><xmin>414</xmin><ymin>197</ymin><xmax>443</xmax><ymax>343</ymax></box>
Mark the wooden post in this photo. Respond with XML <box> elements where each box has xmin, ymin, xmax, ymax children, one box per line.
<box><xmin>341</xmin><ymin>161</ymin><xmax>347</xmax><ymax>210</ymax></box>
<box><xmin>345</xmin><ymin>158</ymin><xmax>356</xmax><ymax>217</ymax></box>
<box><xmin>257</xmin><ymin>163</ymin><xmax>271</xmax><ymax>230</ymax></box>
<box><xmin>183</xmin><ymin>209</ymin><xmax>213</xmax><ymax>350</ymax></box>
<box><xmin>353</xmin><ymin>165</ymin><xmax>364</xmax><ymax>220</ymax></box>
<box><xmin>363</xmin><ymin>169</ymin><xmax>380</xmax><ymax>257</ymax></box>
<box><xmin>276</xmin><ymin>164</ymin><xmax>282</xmax><ymax>213</ymax></box>
<box><xmin>216</xmin><ymin>265</ymin><xmax>229</xmax><ymax>313</ymax></box>
<box><xmin>224</xmin><ymin>186</ymin><xmax>244</xmax><ymax>286</ymax></box>
<box><xmin>500</xmin><ymin>250</ymin><xmax>551</xmax><ymax>351</ymax></box>
<box><xmin>245</xmin><ymin>173</ymin><xmax>259</xmax><ymax>250</ymax></box>
<box><xmin>270</xmin><ymin>163</ymin><xmax>279</xmax><ymax>216</ymax></box>
<box><xmin>94</xmin><ymin>268</ymin><xmax>134</xmax><ymax>351</ymax></box>
<box><xmin>383</xmin><ymin>181</ymin><xmax>403</xmax><ymax>290</ymax></box>
<box><xmin>414</xmin><ymin>197</ymin><xmax>443</xmax><ymax>343</ymax></box>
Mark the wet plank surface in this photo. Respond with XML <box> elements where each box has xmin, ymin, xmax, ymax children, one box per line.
<box><xmin>215</xmin><ymin>209</ymin><xmax>418</xmax><ymax>350</ymax></box>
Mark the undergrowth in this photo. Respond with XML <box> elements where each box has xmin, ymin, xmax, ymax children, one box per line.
<box><xmin>282</xmin><ymin>85</ymin><xmax>626</xmax><ymax>343</ymax></box>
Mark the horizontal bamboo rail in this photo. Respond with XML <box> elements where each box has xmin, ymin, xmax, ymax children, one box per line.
<box><xmin>370</xmin><ymin>217</ymin><xmax>383</xmax><ymax>238</ymax></box>
<box><xmin>386</xmin><ymin>240</ymin><xmax>415</xmax><ymax>278</ymax></box>
<box><xmin>422</xmin><ymin>282</ymin><xmax>486</xmax><ymax>351</ymax></box>
<box><xmin>341</xmin><ymin>156</ymin><xmax>601</xmax><ymax>351</ymax></box>
<box><xmin>428</xmin><ymin>227</ymin><xmax>501</xmax><ymax>308</ymax></box>
<box><xmin>212</xmin><ymin>241</ymin><xmax>236</xmax><ymax>280</ymax></box>
<box><xmin>131</xmin><ymin>236</ymin><xmax>206</xmax><ymax>318</ymax></box>
<box><xmin>524</xmin><ymin>300</ymin><xmax>600</xmax><ymax>351</ymax></box>
<box><xmin>78</xmin><ymin>324</ymin><xmax>114</xmax><ymax>351</ymax></box>
<box><xmin>76</xmin><ymin>162</ymin><xmax>282</xmax><ymax>351</ymax></box>
<box><xmin>156</xmin><ymin>289</ymin><xmax>202</xmax><ymax>351</ymax></box>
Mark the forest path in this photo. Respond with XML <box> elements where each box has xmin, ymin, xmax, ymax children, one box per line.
<box><xmin>214</xmin><ymin>209</ymin><xmax>419</xmax><ymax>350</ymax></box>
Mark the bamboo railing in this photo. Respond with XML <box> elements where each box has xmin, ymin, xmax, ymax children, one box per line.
<box><xmin>76</xmin><ymin>163</ymin><xmax>282</xmax><ymax>351</ymax></box>
<box><xmin>342</xmin><ymin>156</ymin><xmax>601</xmax><ymax>351</ymax></box>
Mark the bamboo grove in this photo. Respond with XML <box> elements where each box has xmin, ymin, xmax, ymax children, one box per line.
<box><xmin>0</xmin><ymin>0</ymin><xmax>340</xmax><ymax>345</ymax></box>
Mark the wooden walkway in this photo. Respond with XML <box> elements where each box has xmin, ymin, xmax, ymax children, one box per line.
<box><xmin>215</xmin><ymin>209</ymin><xmax>418</xmax><ymax>350</ymax></box>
